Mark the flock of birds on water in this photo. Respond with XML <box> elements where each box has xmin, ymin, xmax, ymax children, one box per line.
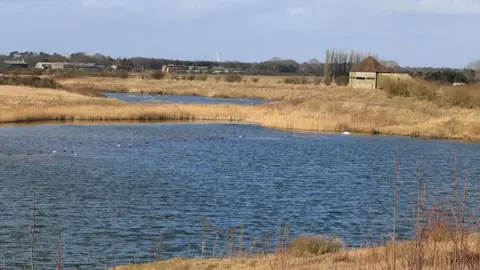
<box><xmin>2</xmin><ymin>93</ymin><xmax>352</xmax><ymax>158</ymax></box>
<box><xmin>2</xmin><ymin>130</ymin><xmax>352</xmax><ymax>159</ymax></box>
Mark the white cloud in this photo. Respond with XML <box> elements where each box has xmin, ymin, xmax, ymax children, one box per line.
<box><xmin>286</xmin><ymin>7</ymin><xmax>309</xmax><ymax>16</ymax></box>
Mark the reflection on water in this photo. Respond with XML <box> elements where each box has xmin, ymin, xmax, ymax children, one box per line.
<box><xmin>104</xmin><ymin>93</ymin><xmax>267</xmax><ymax>105</ymax></box>
<box><xmin>0</xmin><ymin>123</ymin><xmax>478</xmax><ymax>268</ymax></box>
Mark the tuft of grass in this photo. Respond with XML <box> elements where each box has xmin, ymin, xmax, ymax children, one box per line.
<box><xmin>196</xmin><ymin>75</ymin><xmax>208</xmax><ymax>81</ymax></box>
<box><xmin>289</xmin><ymin>235</ymin><xmax>343</xmax><ymax>257</ymax></box>
<box><xmin>312</xmin><ymin>77</ymin><xmax>322</xmax><ymax>85</ymax></box>
<box><xmin>335</xmin><ymin>76</ymin><xmax>349</xmax><ymax>86</ymax></box>
<box><xmin>224</xmin><ymin>74</ymin><xmax>243</xmax><ymax>83</ymax></box>
<box><xmin>151</xmin><ymin>71</ymin><xmax>165</xmax><ymax>80</ymax></box>
<box><xmin>0</xmin><ymin>75</ymin><xmax>61</xmax><ymax>89</ymax></box>
<box><xmin>383</xmin><ymin>79</ymin><xmax>411</xmax><ymax>97</ymax></box>
<box><xmin>284</xmin><ymin>77</ymin><xmax>309</xmax><ymax>85</ymax></box>
<box><xmin>438</xmin><ymin>84</ymin><xmax>480</xmax><ymax>108</ymax></box>
<box><xmin>323</xmin><ymin>77</ymin><xmax>332</xmax><ymax>86</ymax></box>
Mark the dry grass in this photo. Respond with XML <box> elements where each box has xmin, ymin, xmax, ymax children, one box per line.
<box><xmin>111</xmin><ymin>234</ymin><xmax>479</xmax><ymax>270</ymax></box>
<box><xmin>4</xmin><ymin>80</ymin><xmax>480</xmax><ymax>141</ymax></box>
<box><xmin>57</xmin><ymin>76</ymin><xmax>332</xmax><ymax>100</ymax></box>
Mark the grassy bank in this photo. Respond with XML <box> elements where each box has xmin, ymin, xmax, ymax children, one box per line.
<box><xmin>57</xmin><ymin>76</ymin><xmax>329</xmax><ymax>100</ymax></box>
<box><xmin>113</xmin><ymin>234</ymin><xmax>480</xmax><ymax>269</ymax></box>
<box><xmin>3</xmin><ymin>80</ymin><xmax>480</xmax><ymax>141</ymax></box>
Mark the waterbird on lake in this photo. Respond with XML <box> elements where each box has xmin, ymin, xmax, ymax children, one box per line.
<box><xmin>342</xmin><ymin>132</ymin><xmax>351</xmax><ymax>135</ymax></box>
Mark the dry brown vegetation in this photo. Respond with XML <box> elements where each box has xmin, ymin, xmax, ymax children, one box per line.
<box><xmin>3</xmin><ymin>76</ymin><xmax>480</xmax><ymax>141</ymax></box>
<box><xmin>57</xmin><ymin>76</ymin><xmax>328</xmax><ymax>100</ymax></box>
<box><xmin>112</xmin><ymin>234</ymin><xmax>480</xmax><ymax>270</ymax></box>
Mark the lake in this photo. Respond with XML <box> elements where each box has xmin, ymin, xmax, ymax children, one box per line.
<box><xmin>104</xmin><ymin>93</ymin><xmax>266</xmax><ymax>105</ymax></box>
<box><xmin>0</xmin><ymin>123</ymin><xmax>478</xmax><ymax>268</ymax></box>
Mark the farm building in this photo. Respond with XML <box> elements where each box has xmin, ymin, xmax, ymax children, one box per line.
<box><xmin>1</xmin><ymin>60</ymin><xmax>29</xmax><ymax>69</ymax></box>
<box><xmin>161</xmin><ymin>64</ymin><xmax>188</xmax><ymax>73</ymax></box>
<box><xmin>64</xmin><ymin>62</ymin><xmax>104</xmax><ymax>70</ymax></box>
<box><xmin>35</xmin><ymin>62</ymin><xmax>66</xmax><ymax>70</ymax></box>
<box><xmin>349</xmin><ymin>57</ymin><xmax>411</xmax><ymax>89</ymax></box>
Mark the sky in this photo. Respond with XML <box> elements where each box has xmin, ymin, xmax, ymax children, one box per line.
<box><xmin>0</xmin><ymin>0</ymin><xmax>479</xmax><ymax>68</ymax></box>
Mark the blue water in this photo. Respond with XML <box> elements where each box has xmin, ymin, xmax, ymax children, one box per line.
<box><xmin>0</xmin><ymin>123</ymin><xmax>478</xmax><ymax>268</ymax></box>
<box><xmin>104</xmin><ymin>93</ymin><xmax>266</xmax><ymax>105</ymax></box>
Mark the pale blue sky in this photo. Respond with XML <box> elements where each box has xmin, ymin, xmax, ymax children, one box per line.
<box><xmin>0</xmin><ymin>0</ymin><xmax>479</xmax><ymax>68</ymax></box>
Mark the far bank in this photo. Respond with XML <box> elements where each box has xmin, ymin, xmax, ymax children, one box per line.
<box><xmin>2</xmin><ymin>82</ymin><xmax>480</xmax><ymax>142</ymax></box>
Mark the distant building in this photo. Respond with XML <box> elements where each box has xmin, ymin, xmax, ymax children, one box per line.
<box><xmin>349</xmin><ymin>56</ymin><xmax>412</xmax><ymax>89</ymax></box>
<box><xmin>111</xmin><ymin>65</ymin><xmax>133</xmax><ymax>71</ymax></box>
<box><xmin>161</xmin><ymin>64</ymin><xmax>188</xmax><ymax>73</ymax></box>
<box><xmin>64</xmin><ymin>62</ymin><xmax>103</xmax><ymax>70</ymax></box>
<box><xmin>2</xmin><ymin>60</ymin><xmax>29</xmax><ymax>69</ymax></box>
<box><xmin>35</xmin><ymin>62</ymin><xmax>66</xmax><ymax>70</ymax></box>
<box><xmin>191</xmin><ymin>66</ymin><xmax>209</xmax><ymax>73</ymax></box>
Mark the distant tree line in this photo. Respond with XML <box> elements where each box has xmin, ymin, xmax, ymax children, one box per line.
<box><xmin>0</xmin><ymin>51</ymin><xmax>327</xmax><ymax>75</ymax></box>
<box><xmin>411</xmin><ymin>69</ymin><xmax>476</xmax><ymax>84</ymax></box>
<box><xmin>0</xmin><ymin>51</ymin><xmax>477</xmax><ymax>82</ymax></box>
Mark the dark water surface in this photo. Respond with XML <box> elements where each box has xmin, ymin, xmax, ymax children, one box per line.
<box><xmin>104</xmin><ymin>92</ymin><xmax>266</xmax><ymax>105</ymax></box>
<box><xmin>0</xmin><ymin>123</ymin><xmax>478</xmax><ymax>268</ymax></box>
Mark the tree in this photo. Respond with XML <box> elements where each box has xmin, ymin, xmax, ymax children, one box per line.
<box><xmin>467</xmin><ymin>59</ymin><xmax>480</xmax><ymax>71</ymax></box>
<box><xmin>381</xmin><ymin>60</ymin><xmax>400</xmax><ymax>68</ymax></box>
<box><xmin>269</xmin><ymin>57</ymin><xmax>282</xmax><ymax>62</ymax></box>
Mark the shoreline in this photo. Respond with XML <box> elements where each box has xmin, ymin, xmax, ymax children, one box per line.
<box><xmin>112</xmin><ymin>233</ymin><xmax>480</xmax><ymax>270</ymax></box>
<box><xmin>3</xmin><ymin>81</ymin><xmax>480</xmax><ymax>143</ymax></box>
<box><xmin>0</xmin><ymin>116</ymin><xmax>479</xmax><ymax>144</ymax></box>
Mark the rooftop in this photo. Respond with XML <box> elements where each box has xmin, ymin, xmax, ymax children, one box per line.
<box><xmin>4</xmin><ymin>60</ymin><xmax>28</xmax><ymax>65</ymax></box>
<box><xmin>350</xmin><ymin>56</ymin><xmax>393</xmax><ymax>73</ymax></box>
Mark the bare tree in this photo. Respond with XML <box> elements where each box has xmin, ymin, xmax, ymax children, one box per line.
<box><xmin>381</xmin><ymin>60</ymin><xmax>400</xmax><ymax>68</ymax></box>
<box><xmin>324</xmin><ymin>49</ymin><xmax>379</xmax><ymax>78</ymax></box>
<box><xmin>466</xmin><ymin>59</ymin><xmax>480</xmax><ymax>71</ymax></box>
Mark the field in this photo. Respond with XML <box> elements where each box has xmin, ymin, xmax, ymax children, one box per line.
<box><xmin>2</xmin><ymin>76</ymin><xmax>480</xmax><ymax>141</ymax></box>
<box><xmin>57</xmin><ymin>75</ymin><xmax>323</xmax><ymax>100</ymax></box>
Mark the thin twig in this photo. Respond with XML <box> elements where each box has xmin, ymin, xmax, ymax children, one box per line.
<box><xmin>30</xmin><ymin>192</ymin><xmax>36</xmax><ymax>270</ymax></box>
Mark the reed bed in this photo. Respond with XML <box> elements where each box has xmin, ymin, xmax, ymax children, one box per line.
<box><xmin>112</xmin><ymin>234</ymin><xmax>480</xmax><ymax>270</ymax></box>
<box><xmin>3</xmin><ymin>84</ymin><xmax>480</xmax><ymax>141</ymax></box>
<box><xmin>57</xmin><ymin>76</ymin><xmax>333</xmax><ymax>100</ymax></box>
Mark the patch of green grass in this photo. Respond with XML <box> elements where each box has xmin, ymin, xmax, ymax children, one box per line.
<box><xmin>289</xmin><ymin>235</ymin><xmax>343</xmax><ymax>257</ymax></box>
